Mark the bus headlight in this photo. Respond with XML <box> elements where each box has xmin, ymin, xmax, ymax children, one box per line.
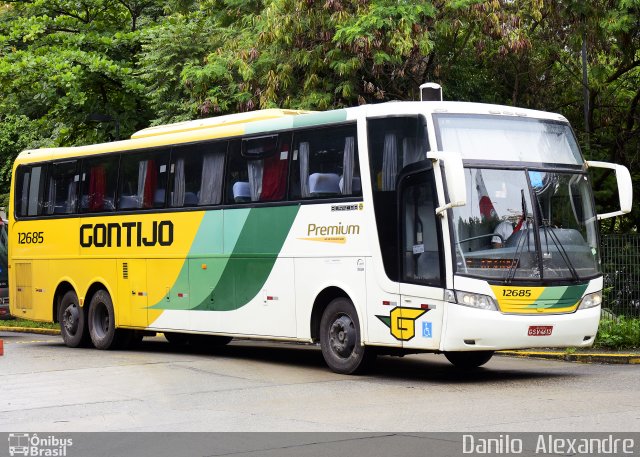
<box><xmin>455</xmin><ymin>291</ymin><xmax>498</xmax><ymax>311</ymax></box>
<box><xmin>578</xmin><ymin>291</ymin><xmax>602</xmax><ymax>310</ymax></box>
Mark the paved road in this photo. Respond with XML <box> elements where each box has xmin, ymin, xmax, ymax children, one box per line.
<box><xmin>1</xmin><ymin>331</ymin><xmax>639</xmax><ymax>432</ymax></box>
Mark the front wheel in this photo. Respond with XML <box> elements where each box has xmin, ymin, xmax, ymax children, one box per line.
<box><xmin>58</xmin><ymin>290</ymin><xmax>88</xmax><ymax>348</ymax></box>
<box><xmin>320</xmin><ymin>297</ymin><xmax>374</xmax><ymax>374</ymax></box>
<box><xmin>444</xmin><ymin>351</ymin><xmax>494</xmax><ymax>369</ymax></box>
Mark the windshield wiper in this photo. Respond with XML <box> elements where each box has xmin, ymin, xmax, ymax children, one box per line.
<box><xmin>506</xmin><ymin>189</ymin><xmax>531</xmax><ymax>283</ymax></box>
<box><xmin>533</xmin><ymin>195</ymin><xmax>579</xmax><ymax>281</ymax></box>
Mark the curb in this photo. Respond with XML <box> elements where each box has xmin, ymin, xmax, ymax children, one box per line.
<box><xmin>498</xmin><ymin>350</ymin><xmax>640</xmax><ymax>364</ymax></box>
<box><xmin>0</xmin><ymin>326</ymin><xmax>61</xmax><ymax>336</ymax></box>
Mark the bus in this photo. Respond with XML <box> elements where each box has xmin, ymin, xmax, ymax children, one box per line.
<box><xmin>9</xmin><ymin>96</ymin><xmax>632</xmax><ymax>373</ymax></box>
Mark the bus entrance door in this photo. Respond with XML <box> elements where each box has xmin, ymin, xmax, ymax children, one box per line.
<box><xmin>398</xmin><ymin>168</ymin><xmax>444</xmax><ymax>350</ymax></box>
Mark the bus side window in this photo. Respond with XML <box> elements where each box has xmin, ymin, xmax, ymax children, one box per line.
<box><xmin>15</xmin><ymin>165</ymin><xmax>48</xmax><ymax>217</ymax></box>
<box><xmin>224</xmin><ymin>134</ymin><xmax>289</xmax><ymax>204</ymax></box>
<box><xmin>290</xmin><ymin>125</ymin><xmax>361</xmax><ymax>200</ymax></box>
<box><xmin>368</xmin><ymin>116</ymin><xmax>428</xmax><ymax>192</ymax></box>
<box><xmin>80</xmin><ymin>155</ymin><xmax>119</xmax><ymax>213</ymax></box>
<box><xmin>118</xmin><ymin>149</ymin><xmax>169</xmax><ymax>210</ymax></box>
<box><xmin>46</xmin><ymin>161</ymin><xmax>79</xmax><ymax>215</ymax></box>
<box><xmin>169</xmin><ymin>141</ymin><xmax>226</xmax><ymax>207</ymax></box>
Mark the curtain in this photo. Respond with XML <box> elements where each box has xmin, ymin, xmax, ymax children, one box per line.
<box><xmin>137</xmin><ymin>160</ymin><xmax>157</xmax><ymax>209</ymax></box>
<box><xmin>342</xmin><ymin>136</ymin><xmax>355</xmax><ymax>195</ymax></box>
<box><xmin>248</xmin><ymin>160</ymin><xmax>264</xmax><ymax>201</ymax></box>
<box><xmin>66</xmin><ymin>181</ymin><xmax>77</xmax><ymax>213</ymax></box>
<box><xmin>137</xmin><ymin>160</ymin><xmax>148</xmax><ymax>208</ymax></box>
<box><xmin>199</xmin><ymin>152</ymin><xmax>224</xmax><ymax>205</ymax></box>
<box><xmin>47</xmin><ymin>176</ymin><xmax>56</xmax><ymax>215</ymax></box>
<box><xmin>89</xmin><ymin>166</ymin><xmax>106</xmax><ymax>211</ymax></box>
<box><xmin>172</xmin><ymin>158</ymin><xmax>185</xmax><ymax>206</ymax></box>
<box><xmin>261</xmin><ymin>144</ymin><xmax>288</xmax><ymax>201</ymax></box>
<box><xmin>382</xmin><ymin>133</ymin><xmax>397</xmax><ymax>191</ymax></box>
<box><xmin>299</xmin><ymin>141</ymin><xmax>310</xmax><ymax>198</ymax></box>
<box><xmin>20</xmin><ymin>173</ymin><xmax>30</xmax><ymax>216</ymax></box>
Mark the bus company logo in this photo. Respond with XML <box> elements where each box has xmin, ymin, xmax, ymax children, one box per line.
<box><xmin>80</xmin><ymin>220</ymin><xmax>174</xmax><ymax>248</ymax></box>
<box><xmin>330</xmin><ymin>203</ymin><xmax>363</xmax><ymax>212</ymax></box>
<box><xmin>376</xmin><ymin>307</ymin><xmax>428</xmax><ymax>341</ymax></box>
<box><xmin>298</xmin><ymin>222</ymin><xmax>360</xmax><ymax>244</ymax></box>
<box><xmin>8</xmin><ymin>433</ymin><xmax>73</xmax><ymax>456</ymax></box>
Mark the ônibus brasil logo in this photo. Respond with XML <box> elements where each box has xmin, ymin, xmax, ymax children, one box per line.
<box><xmin>8</xmin><ymin>433</ymin><xmax>73</xmax><ymax>457</ymax></box>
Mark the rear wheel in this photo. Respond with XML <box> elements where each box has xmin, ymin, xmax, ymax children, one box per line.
<box><xmin>88</xmin><ymin>290</ymin><xmax>119</xmax><ymax>350</ymax></box>
<box><xmin>444</xmin><ymin>351</ymin><xmax>494</xmax><ymax>369</ymax></box>
<box><xmin>58</xmin><ymin>290</ymin><xmax>88</xmax><ymax>348</ymax></box>
<box><xmin>320</xmin><ymin>297</ymin><xmax>374</xmax><ymax>374</ymax></box>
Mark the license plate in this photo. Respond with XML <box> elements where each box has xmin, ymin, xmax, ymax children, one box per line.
<box><xmin>528</xmin><ymin>325</ymin><xmax>553</xmax><ymax>336</ymax></box>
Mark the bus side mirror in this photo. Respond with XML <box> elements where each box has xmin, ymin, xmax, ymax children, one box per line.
<box><xmin>586</xmin><ymin>161</ymin><xmax>633</xmax><ymax>220</ymax></box>
<box><xmin>427</xmin><ymin>150</ymin><xmax>467</xmax><ymax>215</ymax></box>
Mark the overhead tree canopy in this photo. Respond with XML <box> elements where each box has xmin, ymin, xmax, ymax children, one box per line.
<box><xmin>1</xmin><ymin>0</ymin><xmax>638</xmax><ymax>230</ymax></box>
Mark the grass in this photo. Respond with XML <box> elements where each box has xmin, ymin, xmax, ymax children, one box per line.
<box><xmin>594</xmin><ymin>316</ymin><xmax>640</xmax><ymax>350</ymax></box>
<box><xmin>0</xmin><ymin>318</ymin><xmax>60</xmax><ymax>330</ymax></box>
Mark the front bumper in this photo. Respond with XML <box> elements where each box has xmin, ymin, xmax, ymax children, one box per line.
<box><xmin>441</xmin><ymin>304</ymin><xmax>600</xmax><ymax>351</ymax></box>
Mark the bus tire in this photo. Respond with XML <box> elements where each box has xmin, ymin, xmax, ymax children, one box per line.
<box><xmin>58</xmin><ymin>290</ymin><xmax>88</xmax><ymax>348</ymax></box>
<box><xmin>444</xmin><ymin>351</ymin><xmax>494</xmax><ymax>369</ymax></box>
<box><xmin>320</xmin><ymin>297</ymin><xmax>373</xmax><ymax>374</ymax></box>
<box><xmin>88</xmin><ymin>289</ymin><xmax>118</xmax><ymax>350</ymax></box>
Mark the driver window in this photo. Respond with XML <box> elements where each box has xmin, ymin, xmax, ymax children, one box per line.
<box><xmin>401</xmin><ymin>172</ymin><xmax>442</xmax><ymax>286</ymax></box>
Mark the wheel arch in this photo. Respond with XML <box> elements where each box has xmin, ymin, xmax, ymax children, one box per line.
<box><xmin>83</xmin><ymin>281</ymin><xmax>115</xmax><ymax>315</ymax></box>
<box><xmin>309</xmin><ymin>286</ymin><xmax>358</xmax><ymax>342</ymax></box>
<box><xmin>52</xmin><ymin>281</ymin><xmax>77</xmax><ymax>323</ymax></box>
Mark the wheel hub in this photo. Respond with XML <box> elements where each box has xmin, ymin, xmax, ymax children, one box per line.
<box><xmin>62</xmin><ymin>304</ymin><xmax>79</xmax><ymax>334</ymax></box>
<box><xmin>329</xmin><ymin>315</ymin><xmax>356</xmax><ymax>358</ymax></box>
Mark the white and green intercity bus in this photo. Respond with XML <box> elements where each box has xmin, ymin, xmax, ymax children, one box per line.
<box><xmin>9</xmin><ymin>86</ymin><xmax>632</xmax><ymax>373</ymax></box>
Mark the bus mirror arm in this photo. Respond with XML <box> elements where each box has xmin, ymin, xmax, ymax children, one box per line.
<box><xmin>586</xmin><ymin>161</ymin><xmax>633</xmax><ymax>220</ymax></box>
<box><xmin>427</xmin><ymin>150</ymin><xmax>467</xmax><ymax>215</ymax></box>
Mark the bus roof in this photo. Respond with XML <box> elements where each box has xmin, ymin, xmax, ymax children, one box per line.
<box><xmin>14</xmin><ymin>101</ymin><xmax>569</xmax><ymax>165</ymax></box>
<box><xmin>130</xmin><ymin>108</ymin><xmax>314</xmax><ymax>139</ymax></box>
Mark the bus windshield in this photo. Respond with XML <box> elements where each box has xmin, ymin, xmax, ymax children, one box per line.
<box><xmin>435</xmin><ymin>114</ymin><xmax>583</xmax><ymax>164</ymax></box>
<box><xmin>451</xmin><ymin>168</ymin><xmax>600</xmax><ymax>282</ymax></box>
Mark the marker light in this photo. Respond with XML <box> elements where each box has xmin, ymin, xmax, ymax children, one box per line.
<box><xmin>455</xmin><ymin>291</ymin><xmax>498</xmax><ymax>311</ymax></box>
<box><xmin>578</xmin><ymin>291</ymin><xmax>602</xmax><ymax>310</ymax></box>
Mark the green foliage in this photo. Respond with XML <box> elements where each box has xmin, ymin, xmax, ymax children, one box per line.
<box><xmin>0</xmin><ymin>0</ymin><xmax>638</xmax><ymax>231</ymax></box>
<box><xmin>595</xmin><ymin>316</ymin><xmax>640</xmax><ymax>349</ymax></box>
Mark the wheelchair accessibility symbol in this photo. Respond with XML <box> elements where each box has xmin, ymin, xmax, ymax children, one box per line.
<box><xmin>422</xmin><ymin>321</ymin><xmax>433</xmax><ymax>338</ymax></box>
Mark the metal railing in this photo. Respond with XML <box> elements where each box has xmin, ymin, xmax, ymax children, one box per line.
<box><xmin>601</xmin><ymin>234</ymin><xmax>640</xmax><ymax>318</ymax></box>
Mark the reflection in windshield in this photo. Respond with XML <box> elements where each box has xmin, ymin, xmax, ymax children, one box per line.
<box><xmin>452</xmin><ymin>168</ymin><xmax>600</xmax><ymax>282</ymax></box>
<box><xmin>435</xmin><ymin>115</ymin><xmax>583</xmax><ymax>164</ymax></box>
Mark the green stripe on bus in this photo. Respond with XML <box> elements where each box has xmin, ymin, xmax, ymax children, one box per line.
<box><xmin>244</xmin><ymin>109</ymin><xmax>348</xmax><ymax>135</ymax></box>
<box><xmin>525</xmin><ymin>284</ymin><xmax>588</xmax><ymax>309</ymax></box>
<box><xmin>150</xmin><ymin>205</ymin><xmax>299</xmax><ymax>312</ymax></box>
<box><xmin>195</xmin><ymin>205</ymin><xmax>300</xmax><ymax>311</ymax></box>
<box><xmin>291</xmin><ymin>110</ymin><xmax>348</xmax><ymax>128</ymax></box>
